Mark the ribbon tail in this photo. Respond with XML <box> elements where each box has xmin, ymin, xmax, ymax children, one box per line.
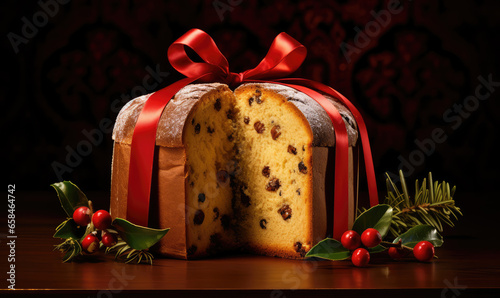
<box><xmin>278</xmin><ymin>78</ymin><xmax>379</xmax><ymax>208</ymax></box>
<box><xmin>256</xmin><ymin>80</ymin><xmax>350</xmax><ymax>240</ymax></box>
<box><xmin>126</xmin><ymin>76</ymin><xmax>200</xmax><ymax>226</ymax></box>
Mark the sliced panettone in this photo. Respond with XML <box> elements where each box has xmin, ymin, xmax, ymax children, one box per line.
<box><xmin>110</xmin><ymin>82</ymin><xmax>358</xmax><ymax>259</ymax></box>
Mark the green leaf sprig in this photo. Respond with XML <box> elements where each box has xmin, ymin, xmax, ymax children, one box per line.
<box><xmin>385</xmin><ymin>170</ymin><xmax>463</xmax><ymax>237</ymax></box>
<box><xmin>51</xmin><ymin>181</ymin><xmax>170</xmax><ymax>264</ymax></box>
<box><xmin>105</xmin><ymin>240</ymin><xmax>155</xmax><ymax>265</ymax></box>
<box><xmin>306</xmin><ymin>204</ymin><xmax>443</xmax><ymax>261</ymax></box>
<box><xmin>54</xmin><ymin>238</ymin><xmax>82</xmax><ymax>263</ymax></box>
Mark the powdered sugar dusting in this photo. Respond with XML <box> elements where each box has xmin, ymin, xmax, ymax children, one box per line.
<box><xmin>112</xmin><ymin>83</ymin><xmax>227</xmax><ymax>147</ymax></box>
<box><xmin>112</xmin><ymin>93</ymin><xmax>152</xmax><ymax>144</ymax></box>
<box><xmin>113</xmin><ymin>82</ymin><xmax>357</xmax><ymax>148</ymax></box>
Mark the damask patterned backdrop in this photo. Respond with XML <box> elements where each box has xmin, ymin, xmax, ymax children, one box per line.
<box><xmin>2</xmin><ymin>0</ymin><xmax>499</xmax><ymax>193</ymax></box>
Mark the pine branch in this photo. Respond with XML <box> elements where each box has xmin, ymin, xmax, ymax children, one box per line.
<box><xmin>54</xmin><ymin>238</ymin><xmax>82</xmax><ymax>263</ymax></box>
<box><xmin>383</xmin><ymin>170</ymin><xmax>462</xmax><ymax>238</ymax></box>
<box><xmin>105</xmin><ymin>240</ymin><xmax>154</xmax><ymax>265</ymax></box>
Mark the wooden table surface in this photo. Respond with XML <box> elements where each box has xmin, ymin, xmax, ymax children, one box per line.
<box><xmin>1</xmin><ymin>191</ymin><xmax>499</xmax><ymax>297</ymax></box>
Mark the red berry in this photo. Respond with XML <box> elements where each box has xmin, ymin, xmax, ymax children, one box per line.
<box><xmin>81</xmin><ymin>234</ymin><xmax>100</xmax><ymax>254</ymax></box>
<box><xmin>413</xmin><ymin>241</ymin><xmax>435</xmax><ymax>262</ymax></box>
<box><xmin>341</xmin><ymin>230</ymin><xmax>361</xmax><ymax>250</ymax></box>
<box><xmin>92</xmin><ymin>210</ymin><xmax>112</xmax><ymax>230</ymax></box>
<box><xmin>388</xmin><ymin>247</ymin><xmax>407</xmax><ymax>260</ymax></box>
<box><xmin>101</xmin><ymin>232</ymin><xmax>118</xmax><ymax>247</ymax></box>
<box><xmin>361</xmin><ymin>228</ymin><xmax>382</xmax><ymax>248</ymax></box>
<box><xmin>73</xmin><ymin>206</ymin><xmax>91</xmax><ymax>227</ymax></box>
<box><xmin>352</xmin><ymin>248</ymin><xmax>370</xmax><ymax>267</ymax></box>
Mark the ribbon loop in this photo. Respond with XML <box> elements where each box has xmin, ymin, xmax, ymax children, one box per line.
<box><xmin>168</xmin><ymin>29</ymin><xmax>229</xmax><ymax>80</ymax></box>
<box><xmin>240</xmin><ymin>32</ymin><xmax>307</xmax><ymax>80</ymax></box>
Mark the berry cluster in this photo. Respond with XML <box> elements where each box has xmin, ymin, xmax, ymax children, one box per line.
<box><xmin>73</xmin><ymin>207</ymin><xmax>117</xmax><ymax>253</ymax></box>
<box><xmin>341</xmin><ymin>228</ymin><xmax>381</xmax><ymax>267</ymax></box>
<box><xmin>341</xmin><ymin>229</ymin><xmax>435</xmax><ymax>267</ymax></box>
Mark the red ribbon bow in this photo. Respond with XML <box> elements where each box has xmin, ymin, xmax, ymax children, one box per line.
<box><xmin>126</xmin><ymin>29</ymin><xmax>378</xmax><ymax>239</ymax></box>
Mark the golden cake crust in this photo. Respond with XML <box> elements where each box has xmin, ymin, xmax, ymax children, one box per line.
<box><xmin>112</xmin><ymin>83</ymin><xmax>358</xmax><ymax>148</ymax></box>
<box><xmin>112</xmin><ymin>83</ymin><xmax>231</xmax><ymax>147</ymax></box>
<box><xmin>236</xmin><ymin>83</ymin><xmax>358</xmax><ymax>147</ymax></box>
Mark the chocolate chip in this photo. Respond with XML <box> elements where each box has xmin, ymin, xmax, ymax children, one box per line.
<box><xmin>198</xmin><ymin>193</ymin><xmax>206</xmax><ymax>203</ymax></box>
<box><xmin>230</xmin><ymin>174</ymin><xmax>237</xmax><ymax>188</ymax></box>
<box><xmin>195</xmin><ymin>123</ymin><xmax>200</xmax><ymax>134</ymax></box>
<box><xmin>189</xmin><ymin>181</ymin><xmax>194</xmax><ymax>187</ymax></box>
<box><xmin>298</xmin><ymin>161</ymin><xmax>308</xmax><ymax>174</ymax></box>
<box><xmin>255</xmin><ymin>89</ymin><xmax>262</xmax><ymax>104</ymax></box>
<box><xmin>226</xmin><ymin>109</ymin><xmax>234</xmax><ymax>119</ymax></box>
<box><xmin>279</xmin><ymin>190</ymin><xmax>282</xmax><ymax>196</ymax></box>
<box><xmin>302</xmin><ymin>145</ymin><xmax>305</xmax><ymax>151</ymax></box>
<box><xmin>278</xmin><ymin>205</ymin><xmax>292</xmax><ymax>220</ymax></box>
<box><xmin>221</xmin><ymin>214</ymin><xmax>230</xmax><ymax>230</ymax></box>
<box><xmin>228</xmin><ymin>134</ymin><xmax>234</xmax><ymax>141</ymax></box>
<box><xmin>271</xmin><ymin>125</ymin><xmax>281</xmax><ymax>140</ymax></box>
<box><xmin>241</xmin><ymin>190</ymin><xmax>251</xmax><ymax>207</ymax></box>
<box><xmin>288</xmin><ymin>145</ymin><xmax>297</xmax><ymax>155</ymax></box>
<box><xmin>248</xmin><ymin>90</ymin><xmax>263</xmax><ymax>106</ymax></box>
<box><xmin>266</xmin><ymin>177</ymin><xmax>281</xmax><ymax>191</ymax></box>
<box><xmin>296</xmin><ymin>188</ymin><xmax>301</xmax><ymax>196</ymax></box>
<box><xmin>259</xmin><ymin>219</ymin><xmax>267</xmax><ymax>229</ymax></box>
<box><xmin>194</xmin><ymin>210</ymin><xmax>205</xmax><ymax>225</ymax></box>
<box><xmin>187</xmin><ymin>245</ymin><xmax>197</xmax><ymax>256</ymax></box>
<box><xmin>207</xmin><ymin>233</ymin><xmax>223</xmax><ymax>255</ymax></box>
<box><xmin>191</xmin><ymin>118</ymin><xmax>195</xmax><ymax>125</ymax></box>
<box><xmin>262</xmin><ymin>166</ymin><xmax>270</xmax><ymax>178</ymax></box>
<box><xmin>217</xmin><ymin>170</ymin><xmax>229</xmax><ymax>184</ymax></box>
<box><xmin>244</xmin><ymin>116</ymin><xmax>250</xmax><ymax>124</ymax></box>
<box><xmin>210</xmin><ymin>233</ymin><xmax>222</xmax><ymax>245</ymax></box>
<box><xmin>207</xmin><ymin>126</ymin><xmax>214</xmax><ymax>134</ymax></box>
<box><xmin>254</xmin><ymin>121</ymin><xmax>265</xmax><ymax>133</ymax></box>
<box><xmin>214</xmin><ymin>98</ymin><xmax>222</xmax><ymax>111</ymax></box>
<box><xmin>342</xmin><ymin>113</ymin><xmax>355</xmax><ymax>127</ymax></box>
<box><xmin>294</xmin><ymin>242</ymin><xmax>306</xmax><ymax>256</ymax></box>
<box><xmin>213</xmin><ymin>207</ymin><xmax>220</xmax><ymax>220</ymax></box>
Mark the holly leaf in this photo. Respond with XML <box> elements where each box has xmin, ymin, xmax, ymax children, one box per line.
<box><xmin>53</xmin><ymin>219</ymin><xmax>85</xmax><ymax>240</ymax></box>
<box><xmin>51</xmin><ymin>181</ymin><xmax>89</xmax><ymax>217</ymax></box>
<box><xmin>368</xmin><ymin>244</ymin><xmax>387</xmax><ymax>254</ymax></box>
<box><xmin>112</xmin><ymin>218</ymin><xmax>170</xmax><ymax>250</ymax></box>
<box><xmin>305</xmin><ymin>238</ymin><xmax>350</xmax><ymax>261</ymax></box>
<box><xmin>352</xmin><ymin>204</ymin><xmax>393</xmax><ymax>238</ymax></box>
<box><xmin>393</xmin><ymin>225</ymin><xmax>444</xmax><ymax>248</ymax></box>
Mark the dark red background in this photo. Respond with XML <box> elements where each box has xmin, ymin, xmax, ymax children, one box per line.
<box><xmin>2</xmin><ymin>0</ymin><xmax>499</xmax><ymax>197</ymax></box>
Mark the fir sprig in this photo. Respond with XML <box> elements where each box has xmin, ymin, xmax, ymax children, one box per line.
<box><xmin>54</xmin><ymin>238</ymin><xmax>82</xmax><ymax>263</ymax></box>
<box><xmin>105</xmin><ymin>240</ymin><xmax>154</xmax><ymax>265</ymax></box>
<box><xmin>384</xmin><ymin>170</ymin><xmax>463</xmax><ymax>237</ymax></box>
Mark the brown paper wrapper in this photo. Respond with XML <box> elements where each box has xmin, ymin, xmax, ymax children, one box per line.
<box><xmin>110</xmin><ymin>142</ymin><xmax>359</xmax><ymax>259</ymax></box>
<box><xmin>110</xmin><ymin>142</ymin><xmax>189</xmax><ymax>259</ymax></box>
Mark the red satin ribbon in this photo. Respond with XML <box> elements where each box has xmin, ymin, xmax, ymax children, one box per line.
<box><xmin>126</xmin><ymin>28</ymin><xmax>378</xmax><ymax>239</ymax></box>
